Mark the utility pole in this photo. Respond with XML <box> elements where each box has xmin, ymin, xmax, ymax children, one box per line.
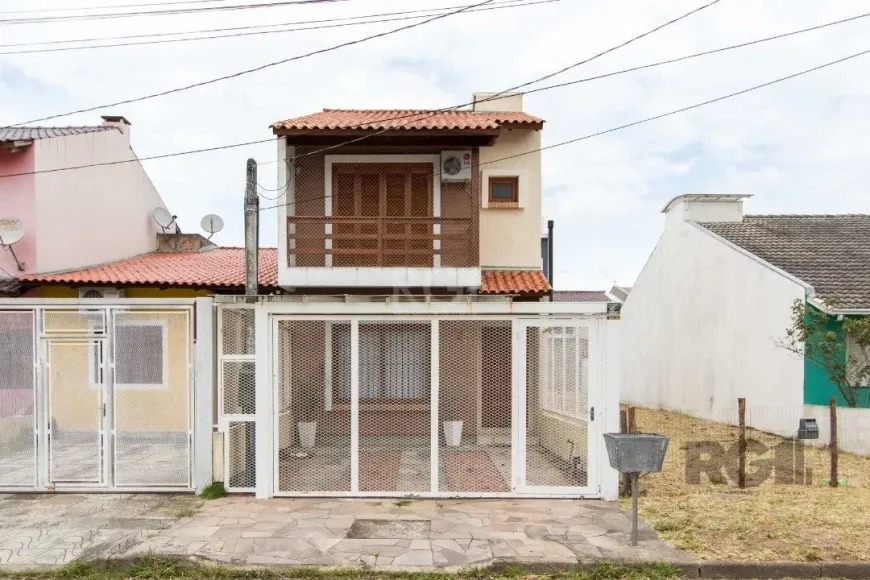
<box><xmin>244</xmin><ymin>158</ymin><xmax>259</xmax><ymax>298</ymax></box>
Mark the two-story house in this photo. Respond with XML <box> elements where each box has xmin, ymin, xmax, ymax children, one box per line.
<box><xmin>0</xmin><ymin>116</ymin><xmax>173</xmax><ymax>297</ymax></box>
<box><xmin>212</xmin><ymin>93</ymin><xmax>619</xmax><ymax>501</ymax></box>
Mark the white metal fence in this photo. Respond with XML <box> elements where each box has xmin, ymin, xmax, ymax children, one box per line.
<box><xmin>0</xmin><ymin>301</ymin><xmax>196</xmax><ymax>492</ymax></box>
<box><xmin>217</xmin><ymin>302</ymin><xmax>617</xmax><ymax>498</ymax></box>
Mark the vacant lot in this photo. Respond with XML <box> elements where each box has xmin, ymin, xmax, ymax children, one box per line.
<box><xmin>628</xmin><ymin>407</ymin><xmax>870</xmax><ymax>561</ymax></box>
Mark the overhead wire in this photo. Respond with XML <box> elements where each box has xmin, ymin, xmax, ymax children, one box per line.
<box><xmin>0</xmin><ymin>0</ymin><xmax>237</xmax><ymax>14</ymax></box>
<box><xmin>8</xmin><ymin>0</ymin><xmax>497</xmax><ymax>126</ymax></box>
<box><xmin>255</xmin><ymin>0</ymin><xmax>724</xmax><ymax>193</ymax></box>
<box><xmin>256</xmin><ymin>46</ymin><xmax>870</xmax><ymax>212</ymax></box>
<box><xmin>0</xmin><ymin>0</ymin><xmax>353</xmax><ymax>25</ymax></box>
<box><xmin>2</xmin><ymin>12</ymin><xmax>864</xmax><ymax>181</ymax></box>
<box><xmin>0</xmin><ymin>0</ymin><xmax>540</xmax><ymax>48</ymax></box>
<box><xmin>0</xmin><ymin>0</ymin><xmax>562</xmax><ymax>55</ymax></box>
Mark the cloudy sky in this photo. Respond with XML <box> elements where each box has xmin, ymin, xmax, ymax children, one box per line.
<box><xmin>1</xmin><ymin>0</ymin><xmax>868</xmax><ymax>290</ymax></box>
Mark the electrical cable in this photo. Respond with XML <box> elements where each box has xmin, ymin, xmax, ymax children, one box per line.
<box><xmin>255</xmin><ymin>0</ymin><xmax>724</xmax><ymax>192</ymax></box>
<box><xmin>0</xmin><ymin>0</ymin><xmax>353</xmax><ymax>25</ymax></box>
<box><xmin>253</xmin><ymin>8</ymin><xmax>870</xmax><ymax>192</ymax></box>
<box><xmin>0</xmin><ymin>0</ymin><xmax>236</xmax><ymax>14</ymax></box>
<box><xmin>0</xmin><ymin>0</ymin><xmax>541</xmax><ymax>48</ymax></box>
<box><xmin>0</xmin><ymin>0</ymin><xmax>562</xmax><ymax>55</ymax></box>
<box><xmin>3</xmin><ymin>18</ymin><xmax>864</xmax><ymax>182</ymax></box>
<box><xmin>8</xmin><ymin>0</ymin><xmax>496</xmax><ymax>126</ymax></box>
<box><xmin>255</xmin><ymin>47</ymin><xmax>870</xmax><ymax>212</ymax></box>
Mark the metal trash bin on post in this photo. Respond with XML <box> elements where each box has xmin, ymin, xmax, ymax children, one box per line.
<box><xmin>603</xmin><ymin>433</ymin><xmax>670</xmax><ymax>546</ymax></box>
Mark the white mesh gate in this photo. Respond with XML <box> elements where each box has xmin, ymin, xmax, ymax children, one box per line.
<box><xmin>0</xmin><ymin>304</ymin><xmax>194</xmax><ymax>492</ymax></box>
<box><xmin>262</xmin><ymin>316</ymin><xmax>601</xmax><ymax>498</ymax></box>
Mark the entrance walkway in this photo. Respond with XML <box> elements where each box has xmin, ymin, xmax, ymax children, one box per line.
<box><xmin>0</xmin><ymin>494</ymin><xmax>691</xmax><ymax>570</ymax></box>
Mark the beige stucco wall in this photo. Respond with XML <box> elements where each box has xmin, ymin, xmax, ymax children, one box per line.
<box><xmin>33</xmin><ymin>127</ymin><xmax>169</xmax><ymax>273</ymax></box>
<box><xmin>478</xmin><ymin>128</ymin><xmax>543</xmax><ymax>269</ymax></box>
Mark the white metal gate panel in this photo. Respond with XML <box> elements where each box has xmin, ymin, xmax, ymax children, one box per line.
<box><xmin>45</xmin><ymin>339</ymin><xmax>106</xmax><ymax>485</ymax></box>
<box><xmin>0</xmin><ymin>310</ymin><xmax>37</xmax><ymax>487</ymax></box>
<box><xmin>112</xmin><ymin>310</ymin><xmax>192</xmax><ymax>487</ymax></box>
<box><xmin>518</xmin><ymin>320</ymin><xmax>599</xmax><ymax>495</ymax></box>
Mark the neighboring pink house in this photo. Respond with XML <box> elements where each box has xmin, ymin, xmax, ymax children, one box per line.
<box><xmin>0</xmin><ymin>116</ymin><xmax>172</xmax><ymax>295</ymax></box>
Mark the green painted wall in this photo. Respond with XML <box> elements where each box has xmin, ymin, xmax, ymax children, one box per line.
<box><xmin>803</xmin><ymin>305</ymin><xmax>870</xmax><ymax>407</ymax></box>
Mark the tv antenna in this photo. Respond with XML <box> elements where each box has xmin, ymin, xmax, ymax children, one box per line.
<box><xmin>200</xmin><ymin>213</ymin><xmax>224</xmax><ymax>240</ymax></box>
<box><xmin>0</xmin><ymin>217</ymin><xmax>26</xmax><ymax>271</ymax></box>
<box><xmin>152</xmin><ymin>207</ymin><xmax>177</xmax><ymax>233</ymax></box>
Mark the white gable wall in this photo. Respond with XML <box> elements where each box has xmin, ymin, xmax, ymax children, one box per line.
<box><xmin>620</xmin><ymin>216</ymin><xmax>806</xmax><ymax>432</ymax></box>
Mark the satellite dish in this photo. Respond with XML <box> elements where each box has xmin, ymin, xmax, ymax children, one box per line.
<box><xmin>152</xmin><ymin>207</ymin><xmax>176</xmax><ymax>232</ymax></box>
<box><xmin>0</xmin><ymin>217</ymin><xmax>25</xmax><ymax>246</ymax></box>
<box><xmin>200</xmin><ymin>214</ymin><xmax>224</xmax><ymax>240</ymax></box>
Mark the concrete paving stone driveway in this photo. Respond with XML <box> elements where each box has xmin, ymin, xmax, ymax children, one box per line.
<box><xmin>0</xmin><ymin>494</ymin><xmax>692</xmax><ymax>570</ymax></box>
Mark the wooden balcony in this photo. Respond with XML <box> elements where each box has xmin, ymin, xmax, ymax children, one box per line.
<box><xmin>287</xmin><ymin>216</ymin><xmax>478</xmax><ymax>269</ymax></box>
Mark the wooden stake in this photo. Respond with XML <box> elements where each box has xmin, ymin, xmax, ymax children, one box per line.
<box><xmin>830</xmin><ymin>396</ymin><xmax>838</xmax><ymax>488</ymax></box>
<box><xmin>627</xmin><ymin>406</ymin><xmax>636</xmax><ymax>434</ymax></box>
<box><xmin>737</xmin><ymin>398</ymin><xmax>746</xmax><ymax>489</ymax></box>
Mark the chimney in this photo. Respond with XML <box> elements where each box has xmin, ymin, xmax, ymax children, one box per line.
<box><xmin>472</xmin><ymin>92</ymin><xmax>523</xmax><ymax>112</ymax></box>
<box><xmin>661</xmin><ymin>194</ymin><xmax>752</xmax><ymax>224</ymax></box>
<box><xmin>101</xmin><ymin>115</ymin><xmax>131</xmax><ymax>140</ymax></box>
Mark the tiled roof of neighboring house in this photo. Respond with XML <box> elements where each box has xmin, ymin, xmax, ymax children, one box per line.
<box><xmin>552</xmin><ymin>290</ymin><xmax>611</xmax><ymax>302</ymax></box>
<box><xmin>20</xmin><ymin>249</ymin><xmax>550</xmax><ymax>296</ymax></box>
<box><xmin>272</xmin><ymin>109</ymin><xmax>544</xmax><ymax>132</ymax></box>
<box><xmin>21</xmin><ymin>248</ymin><xmax>281</xmax><ymax>292</ymax></box>
<box><xmin>0</xmin><ymin>126</ymin><xmax>116</xmax><ymax>143</ymax></box>
<box><xmin>480</xmin><ymin>270</ymin><xmax>550</xmax><ymax>295</ymax></box>
<box><xmin>0</xmin><ymin>278</ymin><xmax>23</xmax><ymax>297</ymax></box>
<box><xmin>701</xmin><ymin>215</ymin><xmax>870</xmax><ymax>309</ymax></box>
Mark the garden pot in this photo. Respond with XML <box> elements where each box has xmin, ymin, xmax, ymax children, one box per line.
<box><xmin>443</xmin><ymin>420</ymin><xmax>463</xmax><ymax>447</ymax></box>
<box><xmin>298</xmin><ymin>421</ymin><xmax>317</xmax><ymax>448</ymax></box>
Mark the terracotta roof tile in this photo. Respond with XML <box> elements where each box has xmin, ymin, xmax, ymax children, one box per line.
<box><xmin>0</xmin><ymin>126</ymin><xmax>116</xmax><ymax>143</ymax></box>
<box><xmin>480</xmin><ymin>269</ymin><xmax>550</xmax><ymax>295</ymax></box>
<box><xmin>21</xmin><ymin>251</ymin><xmax>549</xmax><ymax>296</ymax></box>
<box><xmin>701</xmin><ymin>215</ymin><xmax>870</xmax><ymax>310</ymax></box>
<box><xmin>552</xmin><ymin>290</ymin><xmax>611</xmax><ymax>302</ymax></box>
<box><xmin>272</xmin><ymin>109</ymin><xmax>544</xmax><ymax>132</ymax></box>
<box><xmin>21</xmin><ymin>248</ymin><xmax>279</xmax><ymax>292</ymax></box>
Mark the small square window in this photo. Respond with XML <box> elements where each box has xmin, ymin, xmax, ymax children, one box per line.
<box><xmin>489</xmin><ymin>177</ymin><xmax>519</xmax><ymax>204</ymax></box>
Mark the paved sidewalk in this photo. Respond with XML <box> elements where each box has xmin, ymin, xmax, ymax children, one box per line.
<box><xmin>0</xmin><ymin>494</ymin><xmax>692</xmax><ymax>570</ymax></box>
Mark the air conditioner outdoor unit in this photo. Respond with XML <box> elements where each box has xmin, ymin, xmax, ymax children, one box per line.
<box><xmin>440</xmin><ymin>150</ymin><xmax>472</xmax><ymax>182</ymax></box>
<box><xmin>79</xmin><ymin>287</ymin><xmax>122</xmax><ymax>300</ymax></box>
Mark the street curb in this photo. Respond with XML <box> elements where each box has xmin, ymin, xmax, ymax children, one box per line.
<box><xmin>671</xmin><ymin>560</ymin><xmax>870</xmax><ymax>578</ymax></box>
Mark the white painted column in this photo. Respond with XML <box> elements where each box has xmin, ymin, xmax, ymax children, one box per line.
<box><xmin>193</xmin><ymin>298</ymin><xmax>215</xmax><ymax>494</ymax></box>
<box><xmin>254</xmin><ymin>305</ymin><xmax>273</xmax><ymax>499</ymax></box>
<box><xmin>600</xmin><ymin>319</ymin><xmax>621</xmax><ymax>500</ymax></box>
<box><xmin>429</xmin><ymin>320</ymin><xmax>440</xmax><ymax>493</ymax></box>
<box><xmin>324</xmin><ymin>322</ymin><xmax>333</xmax><ymax>412</ymax></box>
<box><xmin>350</xmin><ymin>320</ymin><xmax>359</xmax><ymax>493</ymax></box>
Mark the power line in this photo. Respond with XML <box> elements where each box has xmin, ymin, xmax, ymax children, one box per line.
<box><xmin>0</xmin><ymin>0</ymin><xmax>235</xmax><ymax>14</ymax></box>
<box><xmin>4</xmin><ymin>14</ymin><xmax>863</xmax><ymax>181</ymax></box>
<box><xmin>9</xmin><ymin>0</ymin><xmax>496</xmax><ymax>126</ymax></box>
<box><xmin>0</xmin><ymin>0</ymin><xmax>561</xmax><ymax>55</ymax></box>
<box><xmin>255</xmin><ymin>0</ymin><xmax>724</xmax><ymax>192</ymax></box>
<box><xmin>257</xmin><ymin>47</ymin><xmax>870</xmax><ymax>212</ymax></box>
<box><xmin>0</xmin><ymin>0</ymin><xmax>352</xmax><ymax>25</ymax></box>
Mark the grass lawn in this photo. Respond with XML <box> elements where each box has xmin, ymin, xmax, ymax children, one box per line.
<box><xmin>627</xmin><ymin>407</ymin><xmax>870</xmax><ymax>562</ymax></box>
<box><xmin>0</xmin><ymin>556</ymin><xmax>681</xmax><ymax>580</ymax></box>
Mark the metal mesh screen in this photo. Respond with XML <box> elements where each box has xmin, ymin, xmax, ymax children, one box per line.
<box><xmin>227</xmin><ymin>421</ymin><xmax>256</xmax><ymax>489</ymax></box>
<box><xmin>358</xmin><ymin>321</ymin><xmax>431</xmax><ymax>493</ymax></box>
<box><xmin>43</xmin><ymin>310</ymin><xmax>106</xmax><ymax>335</ymax></box>
<box><xmin>525</xmin><ymin>325</ymin><xmax>589</xmax><ymax>488</ymax></box>
<box><xmin>287</xmin><ymin>154</ymin><xmax>478</xmax><ymax>270</ymax></box>
<box><xmin>438</xmin><ymin>321</ymin><xmax>512</xmax><ymax>493</ymax></box>
<box><xmin>276</xmin><ymin>320</ymin><xmax>352</xmax><ymax>493</ymax></box>
<box><xmin>222</xmin><ymin>361</ymin><xmax>256</xmax><ymax>415</ymax></box>
<box><xmin>112</xmin><ymin>310</ymin><xmax>191</xmax><ymax>487</ymax></box>
<box><xmin>0</xmin><ymin>311</ymin><xmax>36</xmax><ymax>487</ymax></box>
<box><xmin>46</xmin><ymin>340</ymin><xmax>104</xmax><ymax>484</ymax></box>
<box><xmin>221</xmin><ymin>308</ymin><xmax>255</xmax><ymax>355</ymax></box>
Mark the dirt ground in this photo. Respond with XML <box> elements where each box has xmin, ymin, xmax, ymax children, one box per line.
<box><xmin>627</xmin><ymin>407</ymin><xmax>870</xmax><ymax>561</ymax></box>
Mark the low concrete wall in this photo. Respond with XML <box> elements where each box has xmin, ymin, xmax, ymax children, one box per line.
<box><xmin>538</xmin><ymin>411</ymin><xmax>588</xmax><ymax>467</ymax></box>
<box><xmin>0</xmin><ymin>415</ymin><xmax>33</xmax><ymax>452</ymax></box>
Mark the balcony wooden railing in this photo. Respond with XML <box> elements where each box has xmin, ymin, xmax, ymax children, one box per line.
<box><xmin>287</xmin><ymin>216</ymin><xmax>477</xmax><ymax>268</ymax></box>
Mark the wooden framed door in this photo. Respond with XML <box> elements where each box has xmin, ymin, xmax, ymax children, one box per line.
<box><xmin>332</xmin><ymin>163</ymin><xmax>433</xmax><ymax>267</ymax></box>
